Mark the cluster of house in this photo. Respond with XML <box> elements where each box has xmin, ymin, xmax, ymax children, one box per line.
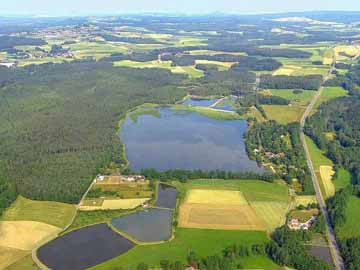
<box><xmin>253</xmin><ymin>149</ymin><xmax>286</xmax><ymax>160</ymax></box>
<box><xmin>288</xmin><ymin>216</ymin><xmax>317</xmax><ymax>230</ymax></box>
<box><xmin>95</xmin><ymin>174</ymin><xmax>146</xmax><ymax>183</ymax></box>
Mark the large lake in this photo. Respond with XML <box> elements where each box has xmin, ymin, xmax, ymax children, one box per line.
<box><xmin>120</xmin><ymin>108</ymin><xmax>263</xmax><ymax>172</ymax></box>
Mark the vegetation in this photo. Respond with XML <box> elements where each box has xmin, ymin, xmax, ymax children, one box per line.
<box><xmin>260</xmin><ymin>75</ymin><xmax>323</xmax><ymax>90</ymax></box>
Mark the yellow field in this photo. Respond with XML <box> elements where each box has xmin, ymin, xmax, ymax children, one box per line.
<box><xmin>79</xmin><ymin>198</ymin><xmax>149</xmax><ymax>211</ymax></box>
<box><xmin>295</xmin><ymin>195</ymin><xmax>318</xmax><ymax>207</ymax></box>
<box><xmin>273</xmin><ymin>65</ymin><xmax>301</xmax><ymax>76</ymax></box>
<box><xmin>0</xmin><ymin>246</ymin><xmax>29</xmax><ymax>270</ymax></box>
<box><xmin>262</xmin><ymin>105</ymin><xmax>304</xmax><ymax>124</ymax></box>
<box><xmin>185</xmin><ymin>189</ymin><xmax>248</xmax><ymax>205</ymax></box>
<box><xmin>194</xmin><ymin>59</ymin><xmax>234</xmax><ymax>69</ymax></box>
<box><xmin>252</xmin><ymin>202</ymin><xmax>289</xmax><ymax>231</ymax></box>
<box><xmin>335</xmin><ymin>45</ymin><xmax>360</xmax><ymax>58</ymax></box>
<box><xmin>179</xmin><ymin>189</ymin><xmax>266</xmax><ymax>230</ymax></box>
<box><xmin>0</xmin><ymin>221</ymin><xmax>61</xmax><ymax>250</ymax></box>
<box><xmin>319</xmin><ymin>166</ymin><xmax>336</xmax><ymax>198</ymax></box>
<box><xmin>179</xmin><ymin>204</ymin><xmax>266</xmax><ymax>230</ymax></box>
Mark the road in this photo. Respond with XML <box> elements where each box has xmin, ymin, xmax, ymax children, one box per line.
<box><xmin>299</xmin><ymin>49</ymin><xmax>345</xmax><ymax>270</ymax></box>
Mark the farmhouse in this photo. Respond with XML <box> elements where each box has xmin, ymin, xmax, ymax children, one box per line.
<box><xmin>288</xmin><ymin>216</ymin><xmax>317</xmax><ymax>230</ymax></box>
<box><xmin>0</xmin><ymin>62</ymin><xmax>16</xmax><ymax>68</ymax></box>
<box><xmin>95</xmin><ymin>174</ymin><xmax>145</xmax><ymax>183</ymax></box>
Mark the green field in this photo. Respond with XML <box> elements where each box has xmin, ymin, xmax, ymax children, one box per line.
<box><xmin>262</xmin><ymin>105</ymin><xmax>304</xmax><ymax>124</ymax></box>
<box><xmin>190</xmin><ymin>179</ymin><xmax>290</xmax><ymax>202</ymax></box>
<box><xmin>5</xmin><ymin>254</ymin><xmax>39</xmax><ymax>270</ymax></box>
<box><xmin>268</xmin><ymin>89</ymin><xmax>316</xmax><ymax>106</ymax></box>
<box><xmin>1</xmin><ymin>196</ymin><xmax>76</xmax><ymax>229</ymax></box>
<box><xmin>336</xmin><ymin>196</ymin><xmax>360</xmax><ymax>239</ymax></box>
<box><xmin>305</xmin><ymin>136</ymin><xmax>333</xmax><ymax>170</ymax></box>
<box><xmin>311</xmin><ymin>87</ymin><xmax>348</xmax><ymax>114</ymax></box>
<box><xmin>333</xmin><ymin>168</ymin><xmax>352</xmax><ymax>191</ymax></box>
<box><xmin>94</xmin><ymin>229</ymin><xmax>279</xmax><ymax>270</ymax></box>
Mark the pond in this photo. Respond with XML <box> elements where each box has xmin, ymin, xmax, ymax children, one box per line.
<box><xmin>120</xmin><ymin>108</ymin><xmax>263</xmax><ymax>172</ymax></box>
<box><xmin>183</xmin><ymin>97</ymin><xmax>217</xmax><ymax>107</ymax></box>
<box><xmin>155</xmin><ymin>183</ymin><xmax>178</xmax><ymax>209</ymax></box>
<box><xmin>112</xmin><ymin>208</ymin><xmax>173</xmax><ymax>242</ymax></box>
<box><xmin>308</xmin><ymin>245</ymin><xmax>333</xmax><ymax>266</ymax></box>
<box><xmin>37</xmin><ymin>224</ymin><xmax>134</xmax><ymax>270</ymax></box>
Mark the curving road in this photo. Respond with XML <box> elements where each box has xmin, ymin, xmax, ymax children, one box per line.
<box><xmin>300</xmin><ymin>50</ymin><xmax>345</xmax><ymax>270</ymax></box>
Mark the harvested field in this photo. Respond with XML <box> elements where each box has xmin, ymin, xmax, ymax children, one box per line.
<box><xmin>179</xmin><ymin>189</ymin><xmax>266</xmax><ymax>231</ymax></box>
<box><xmin>184</xmin><ymin>189</ymin><xmax>248</xmax><ymax>206</ymax></box>
<box><xmin>79</xmin><ymin>198</ymin><xmax>149</xmax><ymax>211</ymax></box>
<box><xmin>319</xmin><ymin>166</ymin><xmax>335</xmax><ymax>198</ymax></box>
<box><xmin>252</xmin><ymin>201</ymin><xmax>289</xmax><ymax>231</ymax></box>
<box><xmin>0</xmin><ymin>246</ymin><xmax>29</xmax><ymax>270</ymax></box>
<box><xmin>0</xmin><ymin>221</ymin><xmax>61</xmax><ymax>250</ymax></box>
<box><xmin>179</xmin><ymin>204</ymin><xmax>266</xmax><ymax>230</ymax></box>
<box><xmin>295</xmin><ymin>195</ymin><xmax>318</xmax><ymax>207</ymax></box>
<box><xmin>2</xmin><ymin>196</ymin><xmax>76</xmax><ymax>228</ymax></box>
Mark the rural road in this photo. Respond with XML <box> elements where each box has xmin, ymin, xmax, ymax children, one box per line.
<box><xmin>299</xmin><ymin>50</ymin><xmax>345</xmax><ymax>270</ymax></box>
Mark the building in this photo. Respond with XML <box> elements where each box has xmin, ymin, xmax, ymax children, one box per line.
<box><xmin>288</xmin><ymin>216</ymin><xmax>317</xmax><ymax>230</ymax></box>
<box><xmin>0</xmin><ymin>62</ymin><xmax>16</xmax><ymax>68</ymax></box>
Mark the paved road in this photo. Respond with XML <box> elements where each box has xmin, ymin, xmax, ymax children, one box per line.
<box><xmin>300</xmin><ymin>50</ymin><xmax>345</xmax><ymax>270</ymax></box>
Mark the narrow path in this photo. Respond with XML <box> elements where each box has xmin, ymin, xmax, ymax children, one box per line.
<box><xmin>300</xmin><ymin>49</ymin><xmax>345</xmax><ymax>270</ymax></box>
<box><xmin>209</xmin><ymin>97</ymin><xmax>225</xmax><ymax>108</ymax></box>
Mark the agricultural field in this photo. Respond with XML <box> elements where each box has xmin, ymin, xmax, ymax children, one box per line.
<box><xmin>113</xmin><ymin>60</ymin><xmax>204</xmax><ymax>79</ymax></box>
<box><xmin>4</xmin><ymin>254</ymin><xmax>39</xmax><ymax>270</ymax></box>
<box><xmin>295</xmin><ymin>195</ymin><xmax>318</xmax><ymax>207</ymax></box>
<box><xmin>336</xmin><ymin>196</ymin><xmax>360</xmax><ymax>239</ymax></box>
<box><xmin>264</xmin><ymin>89</ymin><xmax>316</xmax><ymax>106</ymax></box>
<box><xmin>289</xmin><ymin>209</ymin><xmax>319</xmax><ymax>223</ymax></box>
<box><xmin>262</xmin><ymin>104</ymin><xmax>304</xmax><ymax>124</ymax></box>
<box><xmin>179</xmin><ymin>189</ymin><xmax>265</xmax><ymax>230</ymax></box>
<box><xmin>0</xmin><ymin>246</ymin><xmax>29</xmax><ymax>270</ymax></box>
<box><xmin>94</xmin><ymin>228</ymin><xmax>279</xmax><ymax>270</ymax></box>
<box><xmin>79</xmin><ymin>198</ymin><xmax>149</xmax><ymax>211</ymax></box>
<box><xmin>194</xmin><ymin>59</ymin><xmax>234</xmax><ymax>70</ymax></box>
<box><xmin>305</xmin><ymin>136</ymin><xmax>335</xmax><ymax>199</ymax></box>
<box><xmin>311</xmin><ymin>86</ymin><xmax>348</xmax><ymax>114</ymax></box>
<box><xmin>1</xmin><ymin>196</ymin><xmax>76</xmax><ymax>229</ymax></box>
<box><xmin>333</xmin><ymin>168</ymin><xmax>352</xmax><ymax>191</ymax></box>
<box><xmin>334</xmin><ymin>45</ymin><xmax>360</xmax><ymax>64</ymax></box>
<box><xmin>89</xmin><ymin>181</ymin><xmax>155</xmax><ymax>199</ymax></box>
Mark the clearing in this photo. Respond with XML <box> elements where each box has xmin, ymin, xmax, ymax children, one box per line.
<box><xmin>262</xmin><ymin>104</ymin><xmax>304</xmax><ymax>124</ymax></box>
<box><xmin>319</xmin><ymin>166</ymin><xmax>336</xmax><ymax>198</ymax></box>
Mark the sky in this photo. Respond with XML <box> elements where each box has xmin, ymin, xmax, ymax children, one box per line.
<box><xmin>1</xmin><ymin>0</ymin><xmax>360</xmax><ymax>16</ymax></box>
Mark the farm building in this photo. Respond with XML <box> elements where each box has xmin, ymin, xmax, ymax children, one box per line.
<box><xmin>288</xmin><ymin>216</ymin><xmax>317</xmax><ymax>230</ymax></box>
<box><xmin>95</xmin><ymin>174</ymin><xmax>146</xmax><ymax>183</ymax></box>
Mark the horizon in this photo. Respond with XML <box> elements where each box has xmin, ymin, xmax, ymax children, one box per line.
<box><xmin>1</xmin><ymin>0</ymin><xmax>360</xmax><ymax>17</ymax></box>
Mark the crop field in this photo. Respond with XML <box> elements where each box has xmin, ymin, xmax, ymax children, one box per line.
<box><xmin>295</xmin><ymin>195</ymin><xmax>318</xmax><ymax>207</ymax></box>
<box><xmin>323</xmin><ymin>48</ymin><xmax>334</xmax><ymax>65</ymax></box>
<box><xmin>2</xmin><ymin>196</ymin><xmax>76</xmax><ymax>229</ymax></box>
<box><xmin>188</xmin><ymin>49</ymin><xmax>246</xmax><ymax>56</ymax></box>
<box><xmin>94</xmin><ymin>228</ymin><xmax>279</xmax><ymax>270</ymax></box>
<box><xmin>4</xmin><ymin>254</ymin><xmax>39</xmax><ymax>270</ymax></box>
<box><xmin>333</xmin><ymin>168</ymin><xmax>351</xmax><ymax>191</ymax></box>
<box><xmin>262</xmin><ymin>104</ymin><xmax>304</xmax><ymax>124</ymax></box>
<box><xmin>267</xmin><ymin>89</ymin><xmax>316</xmax><ymax>106</ymax></box>
<box><xmin>251</xmin><ymin>201</ymin><xmax>289</xmax><ymax>231</ymax></box>
<box><xmin>0</xmin><ymin>246</ymin><xmax>29</xmax><ymax>270</ymax></box>
<box><xmin>79</xmin><ymin>198</ymin><xmax>149</xmax><ymax>211</ymax></box>
<box><xmin>334</xmin><ymin>45</ymin><xmax>360</xmax><ymax>63</ymax></box>
<box><xmin>92</xmin><ymin>182</ymin><xmax>154</xmax><ymax>199</ymax></box>
<box><xmin>290</xmin><ymin>209</ymin><xmax>319</xmax><ymax>223</ymax></box>
<box><xmin>113</xmin><ymin>60</ymin><xmax>203</xmax><ymax>79</ymax></box>
<box><xmin>194</xmin><ymin>59</ymin><xmax>234</xmax><ymax>70</ymax></box>
<box><xmin>179</xmin><ymin>189</ymin><xmax>266</xmax><ymax>230</ymax></box>
<box><xmin>0</xmin><ymin>221</ymin><xmax>61</xmax><ymax>250</ymax></box>
<box><xmin>319</xmin><ymin>166</ymin><xmax>336</xmax><ymax>198</ymax></box>
<box><xmin>312</xmin><ymin>87</ymin><xmax>348</xmax><ymax>114</ymax></box>
<box><xmin>336</xmin><ymin>196</ymin><xmax>360</xmax><ymax>239</ymax></box>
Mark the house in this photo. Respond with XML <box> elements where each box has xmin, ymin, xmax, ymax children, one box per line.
<box><xmin>0</xmin><ymin>62</ymin><xmax>16</xmax><ymax>68</ymax></box>
<box><xmin>121</xmin><ymin>175</ymin><xmax>146</xmax><ymax>182</ymax></box>
<box><xmin>95</xmin><ymin>175</ymin><xmax>105</xmax><ymax>182</ymax></box>
<box><xmin>288</xmin><ymin>216</ymin><xmax>317</xmax><ymax>230</ymax></box>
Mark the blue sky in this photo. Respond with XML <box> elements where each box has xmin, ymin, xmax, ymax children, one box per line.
<box><xmin>2</xmin><ymin>0</ymin><xmax>360</xmax><ymax>16</ymax></box>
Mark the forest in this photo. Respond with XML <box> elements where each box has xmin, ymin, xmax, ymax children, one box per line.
<box><xmin>0</xmin><ymin>60</ymin><xmax>186</xmax><ymax>203</ymax></box>
<box><xmin>245</xmin><ymin>120</ymin><xmax>314</xmax><ymax>194</ymax></box>
<box><xmin>260</xmin><ymin>75</ymin><xmax>323</xmax><ymax>90</ymax></box>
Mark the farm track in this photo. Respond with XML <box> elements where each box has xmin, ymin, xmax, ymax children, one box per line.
<box><xmin>300</xmin><ymin>50</ymin><xmax>345</xmax><ymax>270</ymax></box>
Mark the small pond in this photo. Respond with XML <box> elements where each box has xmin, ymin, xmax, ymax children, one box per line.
<box><xmin>155</xmin><ymin>183</ymin><xmax>178</xmax><ymax>209</ymax></box>
<box><xmin>112</xmin><ymin>208</ymin><xmax>173</xmax><ymax>242</ymax></box>
<box><xmin>183</xmin><ymin>97</ymin><xmax>217</xmax><ymax>107</ymax></box>
<box><xmin>120</xmin><ymin>108</ymin><xmax>264</xmax><ymax>173</ymax></box>
<box><xmin>37</xmin><ymin>224</ymin><xmax>134</xmax><ymax>270</ymax></box>
<box><xmin>308</xmin><ymin>245</ymin><xmax>333</xmax><ymax>266</ymax></box>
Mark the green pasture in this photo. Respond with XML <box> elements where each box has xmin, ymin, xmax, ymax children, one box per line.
<box><xmin>336</xmin><ymin>196</ymin><xmax>360</xmax><ymax>239</ymax></box>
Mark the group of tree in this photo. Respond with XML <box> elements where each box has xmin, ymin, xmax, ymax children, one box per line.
<box><xmin>245</xmin><ymin>120</ymin><xmax>314</xmax><ymax>194</ymax></box>
<box><xmin>0</xmin><ymin>176</ymin><xmax>17</xmax><ymax>216</ymax></box>
<box><xmin>260</xmin><ymin>75</ymin><xmax>323</xmax><ymax>90</ymax></box>
<box><xmin>0</xmin><ymin>35</ymin><xmax>46</xmax><ymax>51</ymax></box>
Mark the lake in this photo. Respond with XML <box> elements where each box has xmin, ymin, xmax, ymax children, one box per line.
<box><xmin>155</xmin><ymin>183</ymin><xmax>178</xmax><ymax>209</ymax></box>
<box><xmin>120</xmin><ymin>108</ymin><xmax>263</xmax><ymax>172</ymax></box>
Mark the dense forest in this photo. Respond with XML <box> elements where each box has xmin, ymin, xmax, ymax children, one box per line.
<box><xmin>0</xmin><ymin>61</ymin><xmax>186</xmax><ymax>203</ymax></box>
<box><xmin>0</xmin><ymin>35</ymin><xmax>46</xmax><ymax>50</ymax></box>
<box><xmin>260</xmin><ymin>75</ymin><xmax>323</xmax><ymax>90</ymax></box>
<box><xmin>245</xmin><ymin>120</ymin><xmax>314</xmax><ymax>194</ymax></box>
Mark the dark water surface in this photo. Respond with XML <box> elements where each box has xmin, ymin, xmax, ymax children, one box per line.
<box><xmin>183</xmin><ymin>98</ymin><xmax>217</xmax><ymax>107</ymax></box>
<box><xmin>155</xmin><ymin>183</ymin><xmax>178</xmax><ymax>209</ymax></box>
<box><xmin>112</xmin><ymin>208</ymin><xmax>173</xmax><ymax>242</ymax></box>
<box><xmin>120</xmin><ymin>108</ymin><xmax>263</xmax><ymax>172</ymax></box>
<box><xmin>308</xmin><ymin>245</ymin><xmax>333</xmax><ymax>266</ymax></box>
<box><xmin>37</xmin><ymin>224</ymin><xmax>134</xmax><ymax>270</ymax></box>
